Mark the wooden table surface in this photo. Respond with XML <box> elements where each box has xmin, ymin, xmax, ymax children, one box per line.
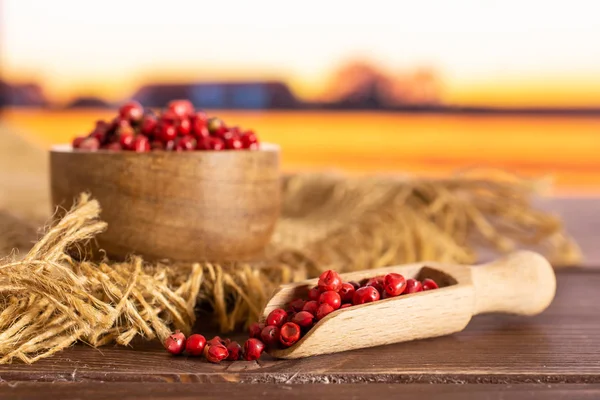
<box><xmin>1</xmin><ymin>197</ymin><xmax>599</xmax><ymax>399</ymax></box>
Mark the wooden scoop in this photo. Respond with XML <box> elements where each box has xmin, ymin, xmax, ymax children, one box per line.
<box><xmin>262</xmin><ymin>251</ymin><xmax>556</xmax><ymax>359</ymax></box>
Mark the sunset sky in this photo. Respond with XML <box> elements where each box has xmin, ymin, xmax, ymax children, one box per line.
<box><xmin>3</xmin><ymin>0</ymin><xmax>600</xmax><ymax>107</ymax></box>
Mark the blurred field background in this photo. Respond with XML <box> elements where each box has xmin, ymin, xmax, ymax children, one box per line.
<box><xmin>2</xmin><ymin>0</ymin><xmax>600</xmax><ymax>194</ymax></box>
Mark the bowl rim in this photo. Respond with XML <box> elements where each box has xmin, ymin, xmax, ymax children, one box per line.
<box><xmin>50</xmin><ymin>142</ymin><xmax>280</xmax><ymax>153</ymax></box>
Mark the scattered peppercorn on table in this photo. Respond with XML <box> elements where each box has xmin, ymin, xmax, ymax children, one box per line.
<box><xmin>1</xmin><ymin>198</ymin><xmax>599</xmax><ymax>399</ymax></box>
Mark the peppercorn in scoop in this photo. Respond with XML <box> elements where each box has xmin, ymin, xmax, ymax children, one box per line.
<box><xmin>164</xmin><ymin>269</ymin><xmax>438</xmax><ymax>362</ymax></box>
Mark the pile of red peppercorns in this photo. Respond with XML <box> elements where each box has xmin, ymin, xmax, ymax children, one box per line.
<box><xmin>71</xmin><ymin>99</ymin><xmax>260</xmax><ymax>152</ymax></box>
<box><xmin>164</xmin><ymin>269</ymin><xmax>439</xmax><ymax>362</ymax></box>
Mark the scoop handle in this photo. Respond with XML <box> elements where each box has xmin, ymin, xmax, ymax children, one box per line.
<box><xmin>470</xmin><ymin>251</ymin><xmax>556</xmax><ymax>316</ymax></box>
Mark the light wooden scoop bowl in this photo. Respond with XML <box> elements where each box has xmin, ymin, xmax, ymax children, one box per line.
<box><xmin>262</xmin><ymin>251</ymin><xmax>556</xmax><ymax>359</ymax></box>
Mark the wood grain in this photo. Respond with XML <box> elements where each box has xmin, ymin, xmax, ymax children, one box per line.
<box><xmin>50</xmin><ymin>145</ymin><xmax>281</xmax><ymax>262</ymax></box>
<box><xmin>0</xmin><ymin>270</ymin><xmax>596</xmax><ymax>384</ymax></box>
<box><xmin>2</xmin><ymin>383</ymin><xmax>600</xmax><ymax>400</ymax></box>
<box><xmin>265</xmin><ymin>251</ymin><xmax>554</xmax><ymax>359</ymax></box>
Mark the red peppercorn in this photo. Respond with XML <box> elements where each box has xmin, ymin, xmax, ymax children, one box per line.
<box><xmin>383</xmin><ymin>273</ymin><xmax>407</xmax><ymax>297</ymax></box>
<box><xmin>248</xmin><ymin>322</ymin><xmax>264</xmax><ymax>339</ymax></box>
<box><xmin>191</xmin><ymin>117</ymin><xmax>210</xmax><ymax>139</ymax></box>
<box><xmin>289</xmin><ymin>298</ymin><xmax>306</xmax><ymax>312</ymax></box>
<box><xmin>164</xmin><ymin>330</ymin><xmax>186</xmax><ymax>355</ymax></box>
<box><xmin>308</xmin><ymin>286</ymin><xmax>322</xmax><ymax>301</ymax></box>
<box><xmin>196</xmin><ymin>137</ymin><xmax>210</xmax><ymax>150</ymax></box>
<box><xmin>365</xmin><ymin>276</ymin><xmax>385</xmax><ymax>295</ymax></box>
<box><xmin>225</xmin><ymin>136</ymin><xmax>243</xmax><ymax>150</ymax></box>
<box><xmin>206</xmin><ymin>344</ymin><xmax>229</xmax><ymax>363</ymax></box>
<box><xmin>140</xmin><ymin>114</ymin><xmax>158</xmax><ymax>136</ymax></box>
<box><xmin>266</xmin><ymin>308</ymin><xmax>287</xmax><ymax>327</ymax></box>
<box><xmin>119</xmin><ymin>100</ymin><xmax>144</xmax><ymax>122</ymax></box>
<box><xmin>157</xmin><ymin>122</ymin><xmax>177</xmax><ymax>142</ymax></box>
<box><xmin>176</xmin><ymin>118</ymin><xmax>192</xmax><ymax>135</ymax></box>
<box><xmin>119</xmin><ymin>133</ymin><xmax>135</xmax><ymax>150</ymax></box>
<box><xmin>191</xmin><ymin>110</ymin><xmax>208</xmax><ymax>124</ymax></box>
<box><xmin>291</xmin><ymin>311</ymin><xmax>314</xmax><ymax>329</ymax></box>
<box><xmin>72</xmin><ymin>136</ymin><xmax>86</xmax><ymax>149</ymax></box>
<box><xmin>340</xmin><ymin>303</ymin><xmax>352</xmax><ymax>309</ymax></box>
<box><xmin>302</xmin><ymin>300</ymin><xmax>319</xmax><ymax>316</ymax></box>
<box><xmin>318</xmin><ymin>270</ymin><xmax>342</xmax><ymax>292</ymax></box>
<box><xmin>160</xmin><ymin>110</ymin><xmax>179</xmax><ymax>124</ymax></box>
<box><xmin>219</xmin><ymin>129</ymin><xmax>236</xmax><ymax>141</ymax></box>
<box><xmin>319</xmin><ymin>290</ymin><xmax>342</xmax><ymax>310</ymax></box>
<box><xmin>132</xmin><ymin>135</ymin><xmax>150</xmax><ymax>152</ymax></box>
<box><xmin>243</xmin><ymin>338</ymin><xmax>265</xmax><ymax>361</ymax></box>
<box><xmin>353</xmin><ymin>286</ymin><xmax>380</xmax><ymax>305</ymax></box>
<box><xmin>197</xmin><ymin>137</ymin><xmax>225</xmax><ymax>151</ymax></box>
<box><xmin>89</xmin><ymin>128</ymin><xmax>107</xmax><ymax>144</ymax></box>
<box><xmin>240</xmin><ymin>131</ymin><xmax>259</xmax><ymax>149</ymax></box>
<box><xmin>78</xmin><ymin>137</ymin><xmax>100</xmax><ymax>151</ymax></box>
<box><xmin>339</xmin><ymin>283</ymin><xmax>356</xmax><ymax>303</ymax></box>
<box><xmin>175</xmin><ymin>136</ymin><xmax>196</xmax><ymax>151</ymax></box>
<box><xmin>168</xmin><ymin>99</ymin><xmax>194</xmax><ymax>118</ymax></box>
<box><xmin>316</xmin><ymin>303</ymin><xmax>335</xmax><ymax>320</ymax></box>
<box><xmin>279</xmin><ymin>322</ymin><xmax>301</xmax><ymax>347</ymax></box>
<box><xmin>404</xmin><ymin>278</ymin><xmax>423</xmax><ymax>294</ymax></box>
<box><xmin>260</xmin><ymin>325</ymin><xmax>281</xmax><ymax>348</ymax></box>
<box><xmin>422</xmin><ymin>278</ymin><xmax>439</xmax><ymax>291</ymax></box>
<box><xmin>213</xmin><ymin>126</ymin><xmax>229</xmax><ymax>138</ymax></box>
<box><xmin>185</xmin><ymin>334</ymin><xmax>206</xmax><ymax>356</ymax></box>
<box><xmin>226</xmin><ymin>341</ymin><xmax>242</xmax><ymax>361</ymax></box>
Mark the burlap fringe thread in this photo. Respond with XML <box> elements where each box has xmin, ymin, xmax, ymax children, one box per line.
<box><xmin>0</xmin><ymin>173</ymin><xmax>581</xmax><ymax>364</ymax></box>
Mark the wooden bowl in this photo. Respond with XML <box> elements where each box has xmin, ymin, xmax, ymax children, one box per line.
<box><xmin>50</xmin><ymin>144</ymin><xmax>281</xmax><ymax>262</ymax></box>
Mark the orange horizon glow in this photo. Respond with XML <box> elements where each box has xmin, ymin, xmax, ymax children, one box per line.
<box><xmin>5</xmin><ymin>109</ymin><xmax>600</xmax><ymax>194</ymax></box>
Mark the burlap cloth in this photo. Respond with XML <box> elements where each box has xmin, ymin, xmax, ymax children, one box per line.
<box><xmin>0</xmin><ymin>124</ymin><xmax>581</xmax><ymax>364</ymax></box>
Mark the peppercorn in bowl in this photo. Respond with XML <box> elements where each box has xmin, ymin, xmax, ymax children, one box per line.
<box><xmin>50</xmin><ymin>100</ymin><xmax>281</xmax><ymax>262</ymax></box>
